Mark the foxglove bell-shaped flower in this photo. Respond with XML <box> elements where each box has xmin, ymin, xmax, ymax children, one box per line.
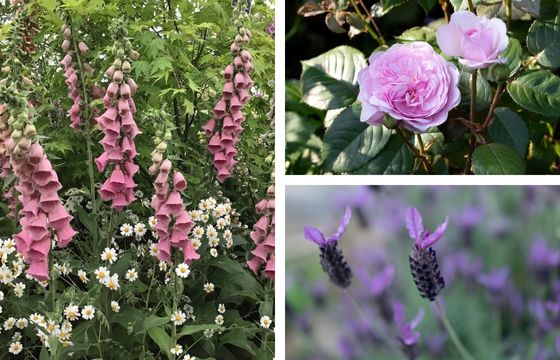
<box><xmin>304</xmin><ymin>207</ymin><xmax>353</xmax><ymax>288</ymax></box>
<box><xmin>247</xmin><ymin>185</ymin><xmax>275</xmax><ymax>280</ymax></box>
<box><xmin>406</xmin><ymin>208</ymin><xmax>447</xmax><ymax>301</ymax></box>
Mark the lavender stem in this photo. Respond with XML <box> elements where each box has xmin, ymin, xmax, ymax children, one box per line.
<box><xmin>434</xmin><ymin>298</ymin><xmax>475</xmax><ymax>360</ymax></box>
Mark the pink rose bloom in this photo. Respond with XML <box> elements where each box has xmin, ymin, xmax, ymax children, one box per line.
<box><xmin>436</xmin><ymin>11</ymin><xmax>508</xmax><ymax>69</ymax></box>
<box><xmin>358</xmin><ymin>42</ymin><xmax>460</xmax><ymax>132</ymax></box>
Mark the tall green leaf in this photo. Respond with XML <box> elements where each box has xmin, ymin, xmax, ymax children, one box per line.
<box><xmin>300</xmin><ymin>46</ymin><xmax>366</xmax><ymax>110</ymax></box>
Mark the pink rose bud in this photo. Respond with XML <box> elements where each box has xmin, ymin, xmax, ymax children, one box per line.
<box><xmin>78</xmin><ymin>42</ymin><xmax>89</xmax><ymax>54</ymax></box>
<box><xmin>357</xmin><ymin>42</ymin><xmax>460</xmax><ymax>132</ymax></box>
<box><xmin>436</xmin><ymin>11</ymin><xmax>508</xmax><ymax>69</ymax></box>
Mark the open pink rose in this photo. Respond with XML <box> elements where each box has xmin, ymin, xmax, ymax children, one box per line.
<box><xmin>358</xmin><ymin>42</ymin><xmax>460</xmax><ymax>132</ymax></box>
<box><xmin>437</xmin><ymin>11</ymin><xmax>508</xmax><ymax>69</ymax></box>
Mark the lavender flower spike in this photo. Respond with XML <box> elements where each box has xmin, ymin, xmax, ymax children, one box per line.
<box><xmin>406</xmin><ymin>208</ymin><xmax>447</xmax><ymax>301</ymax></box>
<box><xmin>393</xmin><ymin>302</ymin><xmax>425</xmax><ymax>346</ymax></box>
<box><xmin>304</xmin><ymin>207</ymin><xmax>353</xmax><ymax>288</ymax></box>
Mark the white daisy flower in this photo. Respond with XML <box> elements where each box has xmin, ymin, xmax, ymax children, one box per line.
<box><xmin>125</xmin><ymin>268</ymin><xmax>138</xmax><ymax>282</ymax></box>
<box><xmin>216</xmin><ymin>218</ymin><xmax>227</xmax><ymax>230</ymax></box>
<box><xmin>13</xmin><ymin>282</ymin><xmax>25</xmax><ymax>298</ymax></box>
<box><xmin>105</xmin><ymin>274</ymin><xmax>120</xmax><ymax>291</ymax></box>
<box><xmin>120</xmin><ymin>223</ymin><xmax>133</xmax><ymax>236</ymax></box>
<box><xmin>100</xmin><ymin>247</ymin><xmax>118</xmax><ymax>264</ymax></box>
<box><xmin>63</xmin><ymin>304</ymin><xmax>80</xmax><ymax>321</ymax></box>
<box><xmin>175</xmin><ymin>263</ymin><xmax>190</xmax><ymax>278</ymax></box>
<box><xmin>218</xmin><ymin>304</ymin><xmax>226</xmax><ymax>314</ymax></box>
<box><xmin>210</xmin><ymin>248</ymin><xmax>218</xmax><ymax>258</ymax></box>
<box><xmin>8</xmin><ymin>341</ymin><xmax>22</xmax><ymax>355</ymax></box>
<box><xmin>94</xmin><ymin>267</ymin><xmax>110</xmax><ymax>283</ymax></box>
<box><xmin>111</xmin><ymin>301</ymin><xmax>120</xmax><ymax>313</ymax></box>
<box><xmin>192</xmin><ymin>226</ymin><xmax>204</xmax><ymax>239</ymax></box>
<box><xmin>148</xmin><ymin>216</ymin><xmax>158</xmax><ymax>228</ymax></box>
<box><xmin>170</xmin><ymin>344</ymin><xmax>183</xmax><ymax>355</ymax></box>
<box><xmin>206</xmin><ymin>225</ymin><xmax>218</xmax><ymax>239</ymax></box>
<box><xmin>77</xmin><ymin>269</ymin><xmax>89</xmax><ymax>283</ymax></box>
<box><xmin>171</xmin><ymin>310</ymin><xmax>187</xmax><ymax>325</ymax></box>
<box><xmin>191</xmin><ymin>239</ymin><xmax>201</xmax><ymax>250</ymax></box>
<box><xmin>203</xmin><ymin>282</ymin><xmax>215</xmax><ymax>293</ymax></box>
<box><xmin>149</xmin><ymin>243</ymin><xmax>159</xmax><ymax>257</ymax></box>
<box><xmin>81</xmin><ymin>305</ymin><xmax>95</xmax><ymax>320</ymax></box>
<box><xmin>208</xmin><ymin>238</ymin><xmax>219</xmax><ymax>248</ymax></box>
<box><xmin>260</xmin><ymin>315</ymin><xmax>272</xmax><ymax>329</ymax></box>
<box><xmin>183</xmin><ymin>354</ymin><xmax>196</xmax><ymax>360</ymax></box>
<box><xmin>214</xmin><ymin>314</ymin><xmax>224</xmax><ymax>326</ymax></box>
<box><xmin>134</xmin><ymin>223</ymin><xmax>147</xmax><ymax>237</ymax></box>
<box><xmin>15</xmin><ymin>318</ymin><xmax>27</xmax><ymax>329</ymax></box>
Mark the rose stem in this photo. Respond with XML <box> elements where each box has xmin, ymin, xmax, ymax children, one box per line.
<box><xmin>349</xmin><ymin>0</ymin><xmax>384</xmax><ymax>45</ymax></box>
<box><xmin>464</xmin><ymin>70</ymin><xmax>478</xmax><ymax>174</ymax></box>
<box><xmin>480</xmin><ymin>83</ymin><xmax>505</xmax><ymax>130</ymax></box>
<box><xmin>395</xmin><ymin>126</ymin><xmax>434</xmax><ymax>174</ymax></box>
<box><xmin>357</xmin><ymin>0</ymin><xmax>386</xmax><ymax>45</ymax></box>
<box><xmin>504</xmin><ymin>0</ymin><xmax>512</xmax><ymax>27</ymax></box>
<box><xmin>434</xmin><ymin>298</ymin><xmax>476</xmax><ymax>360</ymax></box>
<box><xmin>466</xmin><ymin>0</ymin><xmax>475</xmax><ymax>12</ymax></box>
<box><xmin>439</xmin><ymin>0</ymin><xmax>450</xmax><ymax>23</ymax></box>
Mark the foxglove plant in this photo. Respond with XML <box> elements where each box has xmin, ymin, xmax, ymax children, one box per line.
<box><xmin>247</xmin><ymin>184</ymin><xmax>275</xmax><ymax>280</ymax></box>
<box><xmin>204</xmin><ymin>12</ymin><xmax>254</xmax><ymax>183</ymax></box>
<box><xmin>0</xmin><ymin>4</ymin><xmax>76</xmax><ymax>280</ymax></box>
<box><xmin>304</xmin><ymin>207</ymin><xmax>353</xmax><ymax>288</ymax></box>
<box><xmin>96</xmin><ymin>18</ymin><xmax>140</xmax><ymax>210</ymax></box>
<box><xmin>147</xmin><ymin>110</ymin><xmax>199</xmax><ymax>265</ymax></box>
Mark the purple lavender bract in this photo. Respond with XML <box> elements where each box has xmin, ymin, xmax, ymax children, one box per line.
<box><xmin>304</xmin><ymin>207</ymin><xmax>353</xmax><ymax>288</ymax></box>
<box><xmin>406</xmin><ymin>208</ymin><xmax>447</xmax><ymax>301</ymax></box>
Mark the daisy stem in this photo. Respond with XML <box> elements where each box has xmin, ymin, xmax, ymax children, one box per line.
<box><xmin>434</xmin><ymin>298</ymin><xmax>475</xmax><ymax>360</ymax></box>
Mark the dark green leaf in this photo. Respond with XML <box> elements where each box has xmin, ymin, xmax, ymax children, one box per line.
<box><xmin>527</xmin><ymin>15</ymin><xmax>560</xmax><ymax>68</ymax></box>
<box><xmin>416</xmin><ymin>0</ymin><xmax>437</xmax><ymax>13</ymax></box>
<box><xmin>352</xmin><ymin>135</ymin><xmax>414</xmax><ymax>174</ymax></box>
<box><xmin>286</xmin><ymin>112</ymin><xmax>321</xmax><ymax>154</ymax></box>
<box><xmin>507</xmin><ymin>70</ymin><xmax>560</xmax><ymax>117</ymax></box>
<box><xmin>395</xmin><ymin>26</ymin><xmax>437</xmax><ymax>45</ymax></box>
<box><xmin>382</xmin><ymin>0</ymin><xmax>411</xmax><ymax>13</ymax></box>
<box><xmin>322</xmin><ymin>105</ymin><xmax>392</xmax><ymax>173</ymax></box>
<box><xmin>301</xmin><ymin>46</ymin><xmax>366</xmax><ymax>110</ymax></box>
<box><xmin>178</xmin><ymin>324</ymin><xmax>220</xmax><ymax>338</ymax></box>
<box><xmin>472</xmin><ymin>143</ymin><xmax>526</xmax><ymax>174</ymax></box>
<box><xmin>488</xmin><ymin>38</ymin><xmax>521</xmax><ymax>80</ymax></box>
<box><xmin>489</xmin><ymin>107</ymin><xmax>529</xmax><ymax>157</ymax></box>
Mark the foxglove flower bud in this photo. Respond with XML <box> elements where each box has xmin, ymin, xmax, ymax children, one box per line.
<box><xmin>304</xmin><ymin>207</ymin><xmax>353</xmax><ymax>288</ymax></box>
<box><xmin>406</xmin><ymin>208</ymin><xmax>447</xmax><ymax>301</ymax></box>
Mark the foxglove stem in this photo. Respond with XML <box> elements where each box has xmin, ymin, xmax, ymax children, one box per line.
<box><xmin>434</xmin><ymin>298</ymin><xmax>475</xmax><ymax>360</ymax></box>
<box><xmin>69</xmin><ymin>20</ymin><xmax>99</xmax><ymax>250</ymax></box>
<box><xmin>344</xmin><ymin>289</ymin><xmax>400</xmax><ymax>352</ymax></box>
